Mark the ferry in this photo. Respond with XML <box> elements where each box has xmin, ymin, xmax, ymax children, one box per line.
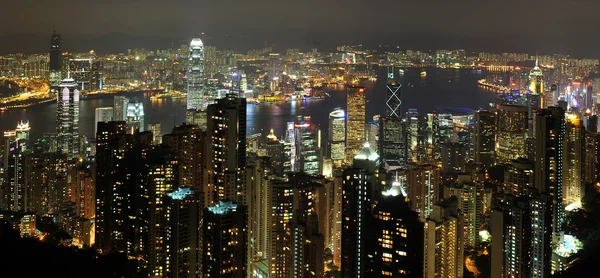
<box><xmin>420</xmin><ymin>70</ymin><xmax>427</xmax><ymax>77</ymax></box>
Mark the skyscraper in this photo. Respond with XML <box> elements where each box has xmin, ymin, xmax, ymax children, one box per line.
<box><xmin>49</xmin><ymin>31</ymin><xmax>62</xmax><ymax>91</ymax></box>
<box><xmin>535</xmin><ymin>107</ymin><xmax>565</xmax><ymax>238</ymax></box>
<box><xmin>496</xmin><ymin>104</ymin><xmax>528</xmax><ymax>164</ymax></box>
<box><xmin>187</xmin><ymin>38</ymin><xmax>205</xmax><ymax>111</ymax></box>
<box><xmin>446</xmin><ymin>176</ymin><xmax>486</xmax><ymax>247</ymax></box>
<box><xmin>203</xmin><ymin>201</ymin><xmax>247</xmax><ymax>278</ymax></box>
<box><xmin>295</xmin><ymin>122</ymin><xmax>322</xmax><ymax>175</ymax></box>
<box><xmin>504</xmin><ymin>158</ymin><xmax>535</xmax><ymax>197</ymax></box>
<box><xmin>113</xmin><ymin>95</ymin><xmax>129</xmax><ymax>121</ymax></box>
<box><xmin>126</xmin><ymin>101</ymin><xmax>144</xmax><ymax>133</ymax></box>
<box><xmin>346</xmin><ymin>86</ymin><xmax>366</xmax><ymax>163</ymax></box>
<box><xmin>95</xmin><ymin>121</ymin><xmax>152</xmax><ymax>257</ymax></box>
<box><xmin>473</xmin><ymin>110</ymin><xmax>495</xmax><ymax>168</ymax></box>
<box><xmin>328</xmin><ymin>109</ymin><xmax>346</xmax><ymax>168</ymax></box>
<box><xmin>564</xmin><ymin>113</ymin><xmax>584</xmax><ymax>209</ymax></box>
<box><xmin>371</xmin><ymin>185</ymin><xmax>424</xmax><ymax>277</ymax></box>
<box><xmin>491</xmin><ymin>194</ymin><xmax>552</xmax><ymax>278</ymax></box>
<box><xmin>407</xmin><ymin>164</ymin><xmax>441</xmax><ymax>221</ymax></box>
<box><xmin>204</xmin><ymin>94</ymin><xmax>246</xmax><ymax>207</ymax></box>
<box><xmin>147</xmin><ymin>123</ymin><xmax>162</xmax><ymax>145</ymax></box>
<box><xmin>163</xmin><ymin>124</ymin><xmax>204</xmax><ymax>191</ymax></box>
<box><xmin>423</xmin><ymin>197</ymin><xmax>464</xmax><ymax>278</ymax></box>
<box><xmin>341</xmin><ymin>143</ymin><xmax>380</xmax><ymax>278</ymax></box>
<box><xmin>385</xmin><ymin>67</ymin><xmax>402</xmax><ymax>118</ymax></box>
<box><xmin>94</xmin><ymin>107</ymin><xmax>114</xmax><ymax>135</ymax></box>
<box><xmin>57</xmin><ymin>74</ymin><xmax>80</xmax><ymax>159</ymax></box>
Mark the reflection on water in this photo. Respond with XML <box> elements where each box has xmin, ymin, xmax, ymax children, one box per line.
<box><xmin>0</xmin><ymin>68</ymin><xmax>495</xmax><ymax>142</ymax></box>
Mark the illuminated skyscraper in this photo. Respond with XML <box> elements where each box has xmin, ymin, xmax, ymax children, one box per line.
<box><xmin>95</xmin><ymin>121</ymin><xmax>153</xmax><ymax>257</ymax></box>
<box><xmin>504</xmin><ymin>158</ymin><xmax>535</xmax><ymax>197</ymax></box>
<box><xmin>535</xmin><ymin>107</ymin><xmax>565</xmax><ymax>238</ymax></box>
<box><xmin>187</xmin><ymin>38</ymin><xmax>205</xmax><ymax>111</ymax></box>
<box><xmin>57</xmin><ymin>74</ymin><xmax>80</xmax><ymax>159</ymax></box>
<box><xmin>147</xmin><ymin>123</ymin><xmax>162</xmax><ymax>145</ymax></box>
<box><xmin>446</xmin><ymin>176</ymin><xmax>485</xmax><ymax>247</ymax></box>
<box><xmin>371</xmin><ymin>185</ymin><xmax>424</xmax><ymax>277</ymax></box>
<box><xmin>296</xmin><ymin>122</ymin><xmax>321</xmax><ymax>175</ymax></box>
<box><xmin>49</xmin><ymin>31</ymin><xmax>62</xmax><ymax>92</ymax></box>
<box><xmin>423</xmin><ymin>197</ymin><xmax>464</xmax><ymax>278</ymax></box>
<box><xmin>1</xmin><ymin>130</ymin><xmax>24</xmax><ymax>212</ymax></box>
<box><xmin>496</xmin><ymin>104</ymin><xmax>528</xmax><ymax>164</ymax></box>
<box><xmin>491</xmin><ymin>194</ymin><xmax>552</xmax><ymax>278</ymax></box>
<box><xmin>94</xmin><ymin>107</ymin><xmax>114</xmax><ymax>135</ymax></box>
<box><xmin>203</xmin><ymin>201</ymin><xmax>247</xmax><ymax>278</ymax></box>
<box><xmin>163</xmin><ymin>124</ymin><xmax>204</xmax><ymax>191</ymax></box>
<box><xmin>113</xmin><ymin>95</ymin><xmax>129</xmax><ymax>121</ymax></box>
<box><xmin>386</xmin><ymin>67</ymin><xmax>402</xmax><ymax>118</ymax></box>
<box><xmin>380</xmin><ymin>74</ymin><xmax>404</xmax><ymax>164</ymax></box>
<box><xmin>564</xmin><ymin>113</ymin><xmax>584</xmax><ymax>209</ymax></box>
<box><xmin>473</xmin><ymin>110</ymin><xmax>495</xmax><ymax>168</ymax></box>
<box><xmin>126</xmin><ymin>101</ymin><xmax>144</xmax><ymax>133</ymax></box>
<box><xmin>407</xmin><ymin>164</ymin><xmax>441</xmax><ymax>221</ymax></box>
<box><xmin>328</xmin><ymin>109</ymin><xmax>346</xmax><ymax>168</ymax></box>
<box><xmin>69</xmin><ymin>58</ymin><xmax>92</xmax><ymax>91</ymax></box>
<box><xmin>204</xmin><ymin>94</ymin><xmax>246</xmax><ymax>206</ymax></box>
<box><xmin>345</xmin><ymin>86</ymin><xmax>366</xmax><ymax>163</ymax></box>
<box><xmin>529</xmin><ymin>60</ymin><xmax>544</xmax><ymax>94</ymax></box>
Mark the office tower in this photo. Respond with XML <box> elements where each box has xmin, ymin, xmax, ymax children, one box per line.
<box><xmin>440</xmin><ymin>142</ymin><xmax>466</xmax><ymax>173</ymax></box>
<box><xmin>69</xmin><ymin>58</ymin><xmax>92</xmax><ymax>91</ymax></box>
<box><xmin>95</xmin><ymin>121</ymin><xmax>153</xmax><ymax>257</ymax></box>
<box><xmin>380</xmin><ymin>116</ymin><xmax>404</xmax><ymax>165</ymax></box>
<box><xmin>56</xmin><ymin>74</ymin><xmax>80</xmax><ymax>160</ymax></box>
<box><xmin>405</xmin><ymin>109</ymin><xmax>429</xmax><ymax>163</ymax></box>
<box><xmin>385</xmin><ymin>67</ymin><xmax>402</xmax><ymax>118</ymax></box>
<box><xmin>268</xmin><ymin>53</ymin><xmax>281</xmax><ymax>90</ymax></box>
<box><xmin>341</xmin><ymin>144</ymin><xmax>380</xmax><ymax>278</ymax></box>
<box><xmin>146</xmin><ymin>146</ymin><xmax>179</xmax><ymax>277</ymax></box>
<box><xmin>423</xmin><ymin>197</ymin><xmax>464</xmax><ymax>278</ymax></box>
<box><xmin>345</xmin><ymin>86</ymin><xmax>366</xmax><ymax>163</ymax></box>
<box><xmin>113</xmin><ymin>95</ymin><xmax>129</xmax><ymax>121</ymax></box>
<box><xmin>187</xmin><ymin>38</ymin><xmax>205</xmax><ymax>111</ymax></box>
<box><xmin>185</xmin><ymin>109</ymin><xmax>207</xmax><ymax>131</ymax></box>
<box><xmin>446</xmin><ymin>176</ymin><xmax>485</xmax><ymax>247</ymax></box>
<box><xmin>265</xmin><ymin>129</ymin><xmax>284</xmax><ymax>176</ymax></box>
<box><xmin>491</xmin><ymin>194</ymin><xmax>552</xmax><ymax>278</ymax></box>
<box><xmin>504</xmin><ymin>158</ymin><xmax>535</xmax><ymax>196</ymax></box>
<box><xmin>91</xmin><ymin>60</ymin><xmax>103</xmax><ymax>90</ymax></box>
<box><xmin>371</xmin><ymin>185</ymin><xmax>424</xmax><ymax>277</ymax></box>
<box><xmin>126</xmin><ymin>101</ymin><xmax>144</xmax><ymax>133</ymax></box>
<box><xmin>535</xmin><ymin>107</ymin><xmax>565</xmax><ymax>238</ymax></box>
<box><xmin>328</xmin><ymin>109</ymin><xmax>346</xmax><ymax>168</ymax></box>
<box><xmin>161</xmin><ymin>188</ymin><xmax>201</xmax><ymax>278</ymax></box>
<box><xmin>283</xmin><ymin>122</ymin><xmax>298</xmax><ymax>173</ymax></box>
<box><xmin>496</xmin><ymin>104</ymin><xmax>528</xmax><ymax>164</ymax></box>
<box><xmin>564</xmin><ymin>113</ymin><xmax>584</xmax><ymax>209</ymax></box>
<box><xmin>529</xmin><ymin>60</ymin><xmax>544</xmax><ymax>95</ymax></box>
<box><xmin>163</xmin><ymin>124</ymin><xmax>203</xmax><ymax>191</ymax></box>
<box><xmin>94</xmin><ymin>107</ymin><xmax>114</xmax><ymax>135</ymax></box>
<box><xmin>296</xmin><ymin>122</ymin><xmax>321</xmax><ymax>175</ymax></box>
<box><xmin>147</xmin><ymin>123</ymin><xmax>162</xmax><ymax>145</ymax></box>
<box><xmin>473</xmin><ymin>110</ymin><xmax>495</xmax><ymax>168</ymax></box>
<box><xmin>527</xmin><ymin>93</ymin><xmax>541</xmax><ymax>138</ymax></box>
<box><xmin>204</xmin><ymin>94</ymin><xmax>246</xmax><ymax>206</ymax></box>
<box><xmin>49</xmin><ymin>31</ymin><xmax>62</xmax><ymax>91</ymax></box>
<box><xmin>203</xmin><ymin>201</ymin><xmax>247</xmax><ymax>278</ymax></box>
<box><xmin>366</xmin><ymin>121</ymin><xmax>379</xmax><ymax>152</ymax></box>
<box><xmin>406</xmin><ymin>164</ymin><xmax>441</xmax><ymax>221</ymax></box>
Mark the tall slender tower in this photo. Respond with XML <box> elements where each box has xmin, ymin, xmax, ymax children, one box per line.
<box><xmin>49</xmin><ymin>31</ymin><xmax>63</xmax><ymax>91</ymax></box>
<box><xmin>345</xmin><ymin>86</ymin><xmax>366</xmax><ymax>163</ymax></box>
<box><xmin>380</xmin><ymin>67</ymin><xmax>405</xmax><ymax>165</ymax></box>
<box><xmin>187</xmin><ymin>38</ymin><xmax>205</xmax><ymax>111</ymax></box>
<box><xmin>564</xmin><ymin>113</ymin><xmax>584</xmax><ymax>209</ymax></box>
<box><xmin>204</xmin><ymin>94</ymin><xmax>246</xmax><ymax>207</ymax></box>
<box><xmin>57</xmin><ymin>75</ymin><xmax>80</xmax><ymax>159</ymax></box>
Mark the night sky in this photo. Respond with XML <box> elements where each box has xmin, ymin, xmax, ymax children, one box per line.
<box><xmin>1</xmin><ymin>0</ymin><xmax>598</xmax><ymax>55</ymax></box>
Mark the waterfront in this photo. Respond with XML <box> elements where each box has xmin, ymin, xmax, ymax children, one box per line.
<box><xmin>0</xmin><ymin>68</ymin><xmax>496</xmax><ymax>141</ymax></box>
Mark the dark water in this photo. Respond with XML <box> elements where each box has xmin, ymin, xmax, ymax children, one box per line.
<box><xmin>0</xmin><ymin>68</ymin><xmax>495</xmax><ymax>141</ymax></box>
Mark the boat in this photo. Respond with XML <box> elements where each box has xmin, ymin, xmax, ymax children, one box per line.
<box><xmin>420</xmin><ymin>70</ymin><xmax>427</xmax><ymax>77</ymax></box>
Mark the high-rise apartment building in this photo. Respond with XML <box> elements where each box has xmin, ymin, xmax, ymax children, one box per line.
<box><xmin>491</xmin><ymin>194</ymin><xmax>552</xmax><ymax>278</ymax></box>
<box><xmin>535</xmin><ymin>107</ymin><xmax>566</xmax><ymax>238</ymax></box>
<box><xmin>504</xmin><ymin>158</ymin><xmax>535</xmax><ymax>197</ymax></box>
<box><xmin>564</xmin><ymin>113</ymin><xmax>584</xmax><ymax>209</ymax></box>
<box><xmin>423</xmin><ymin>197</ymin><xmax>464</xmax><ymax>278</ymax></box>
<box><xmin>163</xmin><ymin>124</ymin><xmax>203</xmax><ymax>191</ymax></box>
<box><xmin>204</xmin><ymin>94</ymin><xmax>246</xmax><ymax>206</ymax></box>
<box><xmin>203</xmin><ymin>201</ymin><xmax>247</xmax><ymax>278</ymax></box>
<box><xmin>407</xmin><ymin>164</ymin><xmax>441</xmax><ymax>221</ymax></box>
